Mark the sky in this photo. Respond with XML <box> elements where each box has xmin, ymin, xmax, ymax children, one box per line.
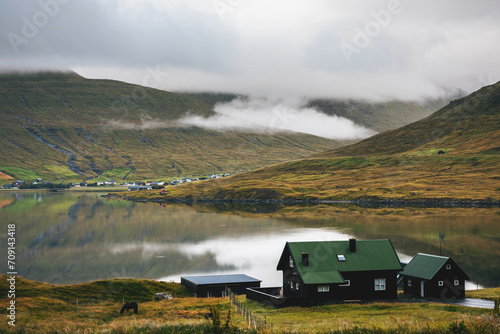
<box><xmin>1</xmin><ymin>0</ymin><xmax>499</xmax><ymax>139</ymax></box>
<box><xmin>1</xmin><ymin>0</ymin><xmax>499</xmax><ymax>100</ymax></box>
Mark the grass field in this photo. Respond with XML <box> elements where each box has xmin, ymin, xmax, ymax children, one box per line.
<box><xmin>0</xmin><ymin>275</ymin><xmax>498</xmax><ymax>333</ymax></box>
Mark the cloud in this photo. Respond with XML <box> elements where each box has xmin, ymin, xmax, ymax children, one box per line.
<box><xmin>178</xmin><ymin>97</ymin><xmax>376</xmax><ymax>140</ymax></box>
<box><xmin>103</xmin><ymin>115</ymin><xmax>184</xmax><ymax>130</ymax></box>
<box><xmin>1</xmin><ymin>0</ymin><xmax>499</xmax><ymax>100</ymax></box>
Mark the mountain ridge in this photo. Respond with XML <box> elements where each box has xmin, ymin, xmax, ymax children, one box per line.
<box><xmin>0</xmin><ymin>71</ymin><xmax>346</xmax><ymax>181</ymax></box>
<box><xmin>124</xmin><ymin>82</ymin><xmax>500</xmax><ymax>203</ymax></box>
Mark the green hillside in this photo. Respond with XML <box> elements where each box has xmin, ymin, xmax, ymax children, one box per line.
<box><xmin>319</xmin><ymin>82</ymin><xmax>500</xmax><ymax>157</ymax></box>
<box><xmin>126</xmin><ymin>82</ymin><xmax>500</xmax><ymax>202</ymax></box>
<box><xmin>308</xmin><ymin>97</ymin><xmax>449</xmax><ymax>132</ymax></box>
<box><xmin>0</xmin><ymin>72</ymin><xmax>345</xmax><ymax>182</ymax></box>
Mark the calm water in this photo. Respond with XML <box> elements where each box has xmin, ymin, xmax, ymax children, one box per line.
<box><xmin>1</xmin><ymin>191</ymin><xmax>499</xmax><ymax>288</ymax></box>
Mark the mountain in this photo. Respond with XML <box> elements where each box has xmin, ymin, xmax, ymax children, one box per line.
<box><xmin>131</xmin><ymin>82</ymin><xmax>500</xmax><ymax>202</ymax></box>
<box><xmin>0</xmin><ymin>72</ymin><xmax>345</xmax><ymax>182</ymax></box>
<box><xmin>318</xmin><ymin>82</ymin><xmax>499</xmax><ymax>157</ymax></box>
<box><xmin>307</xmin><ymin>98</ymin><xmax>450</xmax><ymax>133</ymax></box>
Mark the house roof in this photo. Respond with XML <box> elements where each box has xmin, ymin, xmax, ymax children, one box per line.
<box><xmin>181</xmin><ymin>274</ymin><xmax>261</xmax><ymax>286</ymax></box>
<box><xmin>401</xmin><ymin>253</ymin><xmax>469</xmax><ymax>280</ymax></box>
<box><xmin>278</xmin><ymin>239</ymin><xmax>402</xmax><ymax>285</ymax></box>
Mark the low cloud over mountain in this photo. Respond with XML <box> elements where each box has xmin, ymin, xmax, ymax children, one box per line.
<box><xmin>179</xmin><ymin>97</ymin><xmax>376</xmax><ymax>140</ymax></box>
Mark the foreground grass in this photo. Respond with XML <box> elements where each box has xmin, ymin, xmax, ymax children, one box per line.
<box><xmin>0</xmin><ymin>276</ymin><xmax>498</xmax><ymax>333</ymax></box>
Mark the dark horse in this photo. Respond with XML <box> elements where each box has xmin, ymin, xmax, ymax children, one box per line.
<box><xmin>120</xmin><ymin>302</ymin><xmax>138</xmax><ymax>314</ymax></box>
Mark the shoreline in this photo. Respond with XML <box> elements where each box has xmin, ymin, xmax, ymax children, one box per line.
<box><xmin>105</xmin><ymin>194</ymin><xmax>500</xmax><ymax>208</ymax></box>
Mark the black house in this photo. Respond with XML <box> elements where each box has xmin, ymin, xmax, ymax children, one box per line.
<box><xmin>401</xmin><ymin>253</ymin><xmax>470</xmax><ymax>300</ymax></box>
<box><xmin>181</xmin><ymin>274</ymin><xmax>261</xmax><ymax>298</ymax></box>
<box><xmin>247</xmin><ymin>239</ymin><xmax>402</xmax><ymax>306</ymax></box>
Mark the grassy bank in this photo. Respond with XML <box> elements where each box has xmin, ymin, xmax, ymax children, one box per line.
<box><xmin>117</xmin><ymin>154</ymin><xmax>500</xmax><ymax>203</ymax></box>
<box><xmin>0</xmin><ymin>275</ymin><xmax>498</xmax><ymax>333</ymax></box>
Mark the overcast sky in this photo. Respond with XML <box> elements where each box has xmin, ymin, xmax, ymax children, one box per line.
<box><xmin>1</xmin><ymin>0</ymin><xmax>499</xmax><ymax>100</ymax></box>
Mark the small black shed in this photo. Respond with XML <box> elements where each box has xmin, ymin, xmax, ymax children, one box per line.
<box><xmin>181</xmin><ymin>274</ymin><xmax>261</xmax><ymax>298</ymax></box>
<box><xmin>401</xmin><ymin>253</ymin><xmax>470</xmax><ymax>300</ymax></box>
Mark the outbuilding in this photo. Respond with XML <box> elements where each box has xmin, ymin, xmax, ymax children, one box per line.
<box><xmin>401</xmin><ymin>253</ymin><xmax>469</xmax><ymax>300</ymax></box>
<box><xmin>181</xmin><ymin>274</ymin><xmax>261</xmax><ymax>298</ymax></box>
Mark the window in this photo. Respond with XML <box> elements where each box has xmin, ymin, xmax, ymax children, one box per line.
<box><xmin>289</xmin><ymin>256</ymin><xmax>294</xmax><ymax>267</ymax></box>
<box><xmin>446</xmin><ymin>264</ymin><xmax>451</xmax><ymax>270</ymax></box>
<box><xmin>290</xmin><ymin>281</ymin><xmax>294</xmax><ymax>289</ymax></box>
<box><xmin>454</xmin><ymin>280</ymin><xmax>459</xmax><ymax>286</ymax></box>
<box><xmin>374</xmin><ymin>278</ymin><xmax>386</xmax><ymax>291</ymax></box>
<box><xmin>339</xmin><ymin>280</ymin><xmax>351</xmax><ymax>287</ymax></box>
<box><xmin>408</xmin><ymin>279</ymin><xmax>412</xmax><ymax>287</ymax></box>
<box><xmin>438</xmin><ymin>281</ymin><xmax>444</xmax><ymax>286</ymax></box>
<box><xmin>296</xmin><ymin>282</ymin><xmax>300</xmax><ymax>290</ymax></box>
<box><xmin>337</xmin><ymin>254</ymin><xmax>346</xmax><ymax>262</ymax></box>
<box><xmin>318</xmin><ymin>285</ymin><xmax>330</xmax><ymax>292</ymax></box>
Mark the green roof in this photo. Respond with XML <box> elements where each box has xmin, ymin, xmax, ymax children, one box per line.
<box><xmin>401</xmin><ymin>253</ymin><xmax>449</xmax><ymax>280</ymax></box>
<box><xmin>283</xmin><ymin>240</ymin><xmax>401</xmax><ymax>285</ymax></box>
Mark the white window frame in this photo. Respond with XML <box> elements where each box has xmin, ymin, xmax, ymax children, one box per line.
<box><xmin>374</xmin><ymin>278</ymin><xmax>386</xmax><ymax>291</ymax></box>
<box><xmin>454</xmin><ymin>280</ymin><xmax>459</xmax><ymax>286</ymax></box>
<box><xmin>446</xmin><ymin>264</ymin><xmax>451</xmax><ymax>270</ymax></box>
<box><xmin>408</xmin><ymin>279</ymin><xmax>412</xmax><ymax>287</ymax></box>
<box><xmin>290</xmin><ymin>281</ymin><xmax>294</xmax><ymax>289</ymax></box>
<box><xmin>289</xmin><ymin>256</ymin><xmax>294</xmax><ymax>268</ymax></box>
<box><xmin>438</xmin><ymin>281</ymin><xmax>444</xmax><ymax>286</ymax></box>
<box><xmin>337</xmin><ymin>254</ymin><xmax>346</xmax><ymax>262</ymax></box>
<box><xmin>339</xmin><ymin>280</ymin><xmax>351</xmax><ymax>287</ymax></box>
<box><xmin>296</xmin><ymin>282</ymin><xmax>300</xmax><ymax>290</ymax></box>
<box><xmin>318</xmin><ymin>285</ymin><xmax>330</xmax><ymax>292</ymax></box>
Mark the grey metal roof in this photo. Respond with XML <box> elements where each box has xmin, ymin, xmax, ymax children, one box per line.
<box><xmin>181</xmin><ymin>274</ymin><xmax>261</xmax><ymax>286</ymax></box>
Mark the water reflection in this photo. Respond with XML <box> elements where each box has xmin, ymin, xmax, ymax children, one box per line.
<box><xmin>160</xmin><ymin>228</ymin><xmax>354</xmax><ymax>286</ymax></box>
<box><xmin>0</xmin><ymin>191</ymin><xmax>498</xmax><ymax>288</ymax></box>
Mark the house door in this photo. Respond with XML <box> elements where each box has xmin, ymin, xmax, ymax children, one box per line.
<box><xmin>420</xmin><ymin>281</ymin><xmax>425</xmax><ymax>297</ymax></box>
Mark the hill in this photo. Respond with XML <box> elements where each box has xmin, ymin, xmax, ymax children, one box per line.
<box><xmin>0</xmin><ymin>72</ymin><xmax>345</xmax><ymax>182</ymax></box>
<box><xmin>307</xmin><ymin>97</ymin><xmax>449</xmax><ymax>133</ymax></box>
<box><xmin>125</xmin><ymin>82</ymin><xmax>500</xmax><ymax>203</ymax></box>
<box><xmin>318</xmin><ymin>82</ymin><xmax>500</xmax><ymax>157</ymax></box>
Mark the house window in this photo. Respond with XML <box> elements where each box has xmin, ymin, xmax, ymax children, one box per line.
<box><xmin>318</xmin><ymin>285</ymin><xmax>330</xmax><ymax>292</ymax></box>
<box><xmin>454</xmin><ymin>280</ymin><xmax>459</xmax><ymax>286</ymax></box>
<box><xmin>337</xmin><ymin>254</ymin><xmax>346</xmax><ymax>262</ymax></box>
<box><xmin>289</xmin><ymin>256</ymin><xmax>294</xmax><ymax>267</ymax></box>
<box><xmin>296</xmin><ymin>282</ymin><xmax>300</xmax><ymax>290</ymax></box>
<box><xmin>290</xmin><ymin>281</ymin><xmax>294</xmax><ymax>289</ymax></box>
<box><xmin>408</xmin><ymin>279</ymin><xmax>412</xmax><ymax>287</ymax></box>
<box><xmin>446</xmin><ymin>264</ymin><xmax>451</xmax><ymax>270</ymax></box>
<box><xmin>438</xmin><ymin>281</ymin><xmax>444</xmax><ymax>286</ymax></box>
<box><xmin>374</xmin><ymin>278</ymin><xmax>386</xmax><ymax>291</ymax></box>
<box><xmin>339</xmin><ymin>280</ymin><xmax>351</xmax><ymax>287</ymax></box>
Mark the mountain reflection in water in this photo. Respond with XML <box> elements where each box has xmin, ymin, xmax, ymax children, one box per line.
<box><xmin>0</xmin><ymin>191</ymin><xmax>498</xmax><ymax>288</ymax></box>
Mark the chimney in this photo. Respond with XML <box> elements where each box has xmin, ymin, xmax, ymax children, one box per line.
<box><xmin>302</xmin><ymin>252</ymin><xmax>309</xmax><ymax>266</ymax></box>
<box><xmin>349</xmin><ymin>238</ymin><xmax>356</xmax><ymax>252</ymax></box>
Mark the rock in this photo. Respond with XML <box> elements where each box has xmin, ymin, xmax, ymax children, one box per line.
<box><xmin>438</xmin><ymin>150</ymin><xmax>445</xmax><ymax>155</ymax></box>
<box><xmin>155</xmin><ymin>292</ymin><xmax>173</xmax><ymax>301</ymax></box>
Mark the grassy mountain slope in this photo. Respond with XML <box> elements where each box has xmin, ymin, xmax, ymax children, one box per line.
<box><xmin>127</xmin><ymin>82</ymin><xmax>500</xmax><ymax>202</ymax></box>
<box><xmin>318</xmin><ymin>82</ymin><xmax>499</xmax><ymax>157</ymax></box>
<box><xmin>0</xmin><ymin>72</ymin><xmax>345</xmax><ymax>182</ymax></box>
<box><xmin>307</xmin><ymin>98</ymin><xmax>449</xmax><ymax>132</ymax></box>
